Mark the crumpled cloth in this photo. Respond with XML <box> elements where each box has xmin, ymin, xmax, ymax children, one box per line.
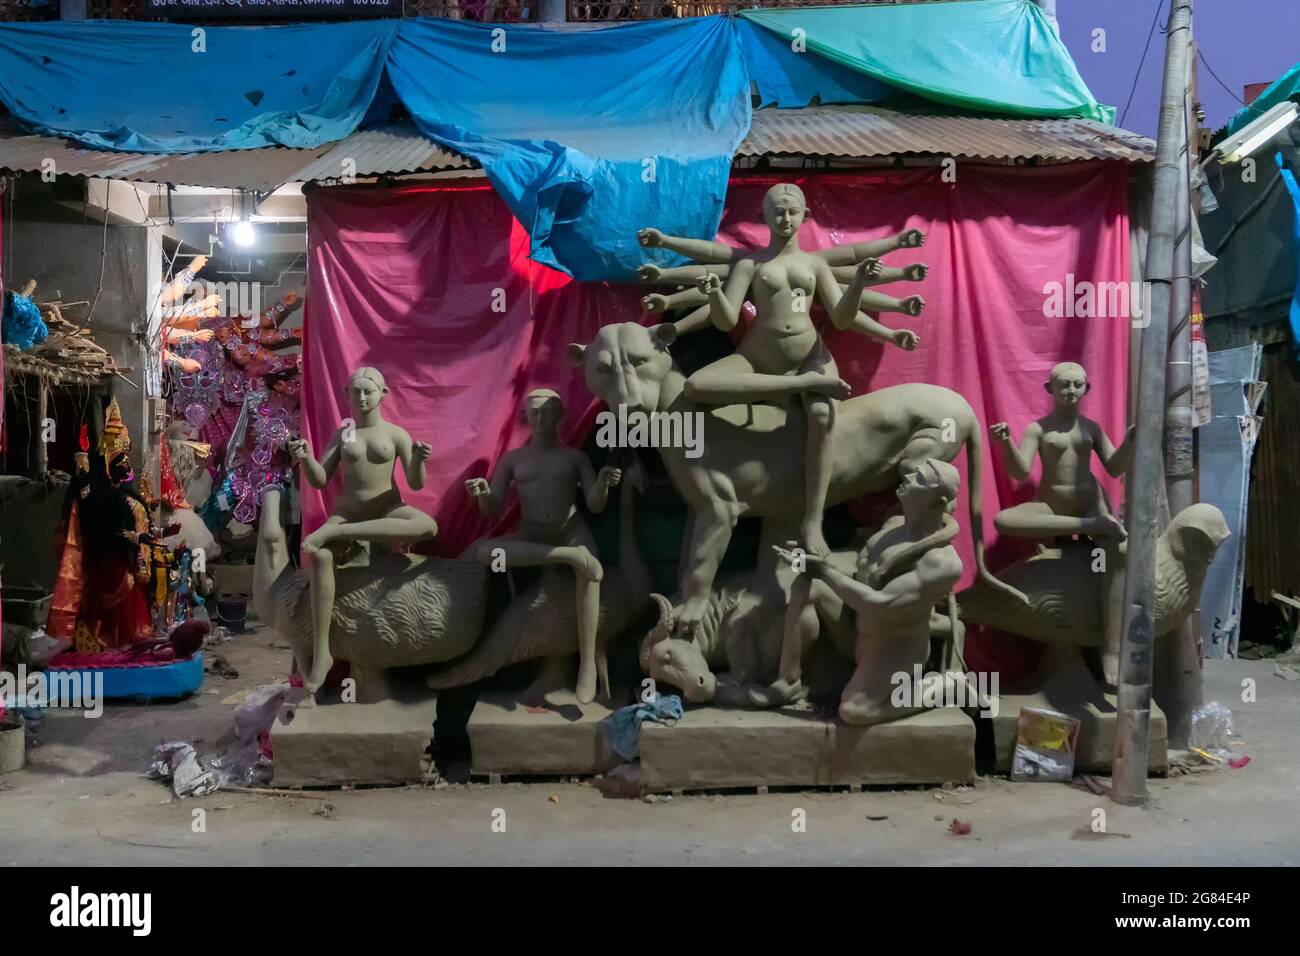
<box><xmin>601</xmin><ymin>693</ymin><xmax>683</xmax><ymax>762</ymax></box>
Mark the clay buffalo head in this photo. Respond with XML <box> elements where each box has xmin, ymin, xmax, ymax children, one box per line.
<box><xmin>639</xmin><ymin>593</ymin><xmax>717</xmax><ymax>704</ymax></box>
<box><xmin>568</xmin><ymin>322</ymin><xmax>677</xmax><ymax>417</ymax></box>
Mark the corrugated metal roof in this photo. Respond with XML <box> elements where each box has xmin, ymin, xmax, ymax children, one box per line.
<box><xmin>0</xmin><ymin>108</ymin><xmax>1153</xmax><ymax>191</ymax></box>
<box><xmin>0</xmin><ymin>122</ymin><xmax>471</xmax><ymax>191</ymax></box>
<box><xmin>743</xmin><ymin>107</ymin><xmax>1156</xmax><ymax>164</ymax></box>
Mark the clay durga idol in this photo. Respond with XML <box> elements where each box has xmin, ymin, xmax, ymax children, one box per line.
<box><xmin>464</xmin><ymin>389</ymin><xmax>623</xmax><ymax>704</ymax></box>
<box><xmin>286</xmin><ymin>367</ymin><xmax>439</xmax><ymax>699</ymax></box>
<box><xmin>636</xmin><ymin>183</ymin><xmax>925</xmax><ymax>559</ymax></box>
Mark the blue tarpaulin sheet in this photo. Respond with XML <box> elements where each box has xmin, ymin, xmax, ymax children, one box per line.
<box><xmin>387</xmin><ymin>17</ymin><xmax>750</xmax><ymax>280</ymax></box>
<box><xmin>0</xmin><ymin>10</ymin><xmax>1113</xmax><ymax>278</ymax></box>
<box><xmin>735</xmin><ymin>18</ymin><xmax>898</xmax><ymax>109</ymax></box>
<box><xmin>1276</xmin><ymin>152</ymin><xmax>1300</xmax><ymax>350</ymax></box>
<box><xmin>0</xmin><ymin>21</ymin><xmax>396</xmax><ymax>152</ymax></box>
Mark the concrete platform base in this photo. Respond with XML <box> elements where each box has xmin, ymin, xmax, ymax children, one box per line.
<box><xmin>991</xmin><ymin>651</ymin><xmax>1168</xmax><ymax>774</ymax></box>
<box><xmin>639</xmin><ymin>705</ymin><xmax>975</xmax><ymax>792</ymax></box>
<box><xmin>271</xmin><ymin>694</ymin><xmax>439</xmax><ymax>787</ymax></box>
<box><xmin>468</xmin><ymin>691</ymin><xmax>619</xmax><ymax>777</ymax></box>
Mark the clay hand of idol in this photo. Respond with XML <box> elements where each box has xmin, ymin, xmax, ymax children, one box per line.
<box><xmin>598</xmin><ymin>465</ymin><xmax>622</xmax><ymax>489</ymax></box>
<box><xmin>696</xmin><ymin>272</ymin><xmax>722</xmax><ymax>295</ymax></box>
<box><xmin>642</xmin><ymin>293</ymin><xmax>670</xmax><ymax>314</ymax></box>
<box><xmin>898</xmin><ymin>228</ymin><xmax>926</xmax><ymax>249</ymax></box>
<box><xmin>892</xmin><ymin>328</ymin><xmax>920</xmax><ymax>351</ymax></box>
<box><xmin>989</xmin><ymin>422</ymin><xmax>1012</xmax><ymax>443</ymax></box>
<box><xmin>637</xmin><ymin>227</ymin><xmax>665</xmax><ymax>248</ymax></box>
<box><xmin>464</xmin><ymin>477</ymin><xmax>491</xmax><ymax>498</ymax></box>
<box><xmin>287</xmin><ymin>438</ymin><xmax>311</xmax><ymax>462</ymax></box>
<box><xmin>856</xmin><ymin>257</ymin><xmax>883</xmax><ymax>281</ymax></box>
<box><xmin>412</xmin><ymin>441</ymin><xmax>433</xmax><ymax>463</ymax></box>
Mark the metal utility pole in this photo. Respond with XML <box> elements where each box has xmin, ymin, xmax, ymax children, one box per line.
<box><xmin>1113</xmin><ymin>0</ymin><xmax>1194</xmax><ymax>804</ymax></box>
<box><xmin>1157</xmin><ymin>33</ymin><xmax>1202</xmax><ymax>752</ymax></box>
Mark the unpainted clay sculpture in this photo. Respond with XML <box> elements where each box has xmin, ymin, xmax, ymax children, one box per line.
<box><xmin>989</xmin><ymin>362</ymin><xmax>1133</xmax><ymax>542</ymax></box>
<box><xmin>988</xmin><ymin>361</ymin><xmax>1134</xmax><ymax>678</ymax></box>
<box><xmin>254</xmin><ymin>486</ymin><xmax>487</xmax><ymax>703</ymax></box>
<box><xmin>638</xmin><ymin>551</ymin><xmax>858</xmax><ymax>705</ymax></box>
<box><xmin>429</xmin><ymin>463</ymin><xmax>651</xmax><ymax>701</ymax></box>
<box><xmin>636</xmin><ymin>183</ymin><xmax>923</xmax><ymax>559</ymax></box>
<box><xmin>753</xmin><ymin>460</ymin><xmax>965</xmax><ymax>726</ymax></box>
<box><xmin>464</xmin><ymin>389</ymin><xmax>623</xmax><ymax>704</ymax></box>
<box><xmin>287</xmin><ymin>367</ymin><xmax>438</xmax><ymax>699</ymax></box>
<box><xmin>957</xmin><ymin>502</ymin><xmax>1229</xmax><ymax>650</ymax></box>
<box><xmin>568</xmin><ymin>322</ymin><xmax>1023</xmax><ymax>637</ymax></box>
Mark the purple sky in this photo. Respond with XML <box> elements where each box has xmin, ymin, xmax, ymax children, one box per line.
<box><xmin>1056</xmin><ymin>0</ymin><xmax>1300</xmax><ymax>136</ymax></box>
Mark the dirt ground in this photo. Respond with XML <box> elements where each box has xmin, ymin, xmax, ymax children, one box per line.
<box><xmin>2</xmin><ymin>624</ymin><xmax>1298</xmax><ymax>867</ymax></box>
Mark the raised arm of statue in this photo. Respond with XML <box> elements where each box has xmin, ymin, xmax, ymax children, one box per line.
<box><xmin>396</xmin><ymin>427</ymin><xmax>432</xmax><ymax>491</ymax></box>
<box><xmin>699</xmin><ymin>259</ymin><xmax>754</xmax><ymax>333</ymax></box>
<box><xmin>638</xmin><ymin>227</ymin><xmax>739</xmax><ymax>264</ymax></box>
<box><xmin>642</xmin><ymin>286</ymin><xmax>708</xmax><ymax>315</ymax></box>
<box><xmin>830</xmin><ymin>262</ymin><xmax>929</xmax><ymax>286</ymax></box>
<box><xmin>289</xmin><ymin>434</ymin><xmax>338</xmax><ymax>490</ymax></box>
<box><xmin>816</xmin><ymin>229</ymin><xmax>925</xmax><ymax>266</ymax></box>
<box><xmin>854</xmin><ymin>288</ymin><xmax>925</xmax><ymax>318</ymax></box>
<box><xmin>846</xmin><ymin>311</ymin><xmax>920</xmax><ymax>351</ymax></box>
<box><xmin>990</xmin><ymin>421</ymin><xmax>1038</xmax><ymax>482</ymax></box>
<box><xmin>672</xmin><ymin>304</ymin><xmax>713</xmax><ymax>337</ymax></box>
<box><xmin>1094</xmin><ymin>421</ymin><xmax>1136</xmax><ymax>478</ymax></box>
<box><xmin>825</xmin><ymin>258</ymin><xmax>878</xmax><ymax>331</ymax></box>
<box><xmin>466</xmin><ymin>454</ymin><xmax>514</xmax><ymax>518</ymax></box>
<box><xmin>638</xmin><ymin>262</ymin><xmax>731</xmax><ymax>284</ymax></box>
<box><xmin>579</xmin><ymin>452</ymin><xmax>622</xmax><ymax>514</ymax></box>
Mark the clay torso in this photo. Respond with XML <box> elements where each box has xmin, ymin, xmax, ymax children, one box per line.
<box><xmin>1035</xmin><ymin>416</ymin><xmax>1103</xmax><ymax>514</ymax></box>
<box><xmin>855</xmin><ymin>518</ymin><xmax>961</xmax><ymax>634</ymax></box>
<box><xmin>509</xmin><ymin>445</ymin><xmax>583</xmax><ymax>532</ymax></box>
<box><xmin>335</xmin><ymin>421</ymin><xmax>406</xmax><ymax>515</ymax></box>
<box><xmin>740</xmin><ymin>251</ymin><xmax>824</xmax><ymax>372</ymax></box>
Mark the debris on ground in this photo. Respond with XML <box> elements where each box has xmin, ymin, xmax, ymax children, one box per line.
<box><xmin>1071</xmin><ymin>827</ymin><xmax>1131</xmax><ymax>840</ymax></box>
<box><xmin>311</xmin><ymin>802</ymin><xmax>336</xmax><ymax>819</ymax></box>
<box><xmin>592</xmin><ymin>762</ymin><xmax>643</xmax><ymax>799</ymax></box>
<box><xmin>147</xmin><ymin>742</ymin><xmax>219</xmax><ymax>798</ymax></box>
<box><xmin>204</xmin><ymin>654</ymin><xmax>239</xmax><ymax>679</ymax></box>
<box><xmin>1228</xmin><ymin>755</ymin><xmax>1251</xmax><ymax>769</ymax></box>
<box><xmin>1076</xmin><ymin>775</ymin><xmax>1110</xmax><ymax>796</ymax></box>
<box><xmin>947</xmin><ymin>819</ymin><xmax>971</xmax><ymax>836</ymax></box>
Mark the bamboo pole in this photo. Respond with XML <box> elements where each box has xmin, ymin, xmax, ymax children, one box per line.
<box><xmin>1113</xmin><ymin>0</ymin><xmax>1194</xmax><ymax>805</ymax></box>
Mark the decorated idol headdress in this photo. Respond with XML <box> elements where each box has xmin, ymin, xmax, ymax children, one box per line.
<box><xmin>98</xmin><ymin>397</ymin><xmax>131</xmax><ymax>474</ymax></box>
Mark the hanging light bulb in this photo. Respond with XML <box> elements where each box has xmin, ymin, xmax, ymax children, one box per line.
<box><xmin>232</xmin><ymin>220</ymin><xmax>256</xmax><ymax>247</ymax></box>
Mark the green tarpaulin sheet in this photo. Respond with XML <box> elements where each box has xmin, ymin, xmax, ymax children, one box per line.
<box><xmin>741</xmin><ymin>0</ymin><xmax>1114</xmax><ymax>124</ymax></box>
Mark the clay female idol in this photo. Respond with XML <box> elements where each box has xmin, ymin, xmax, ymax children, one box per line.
<box><xmin>989</xmin><ymin>362</ymin><xmax>1133</xmax><ymax>541</ymax></box>
<box><xmin>637</xmin><ymin>183</ymin><xmax>921</xmax><ymax>557</ymax></box>
<box><xmin>288</xmin><ymin>367</ymin><xmax>438</xmax><ymax>698</ymax></box>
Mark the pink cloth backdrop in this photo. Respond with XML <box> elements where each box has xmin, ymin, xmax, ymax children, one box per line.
<box><xmin>304</xmin><ymin>165</ymin><xmax>1130</xmax><ymax>676</ymax></box>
